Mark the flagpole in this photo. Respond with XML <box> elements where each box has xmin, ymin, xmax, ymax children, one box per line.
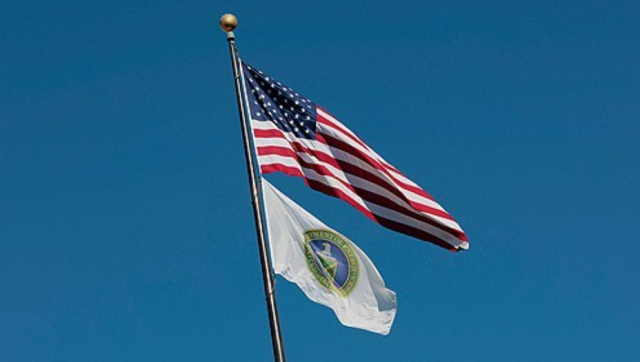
<box><xmin>219</xmin><ymin>14</ymin><xmax>286</xmax><ymax>362</ymax></box>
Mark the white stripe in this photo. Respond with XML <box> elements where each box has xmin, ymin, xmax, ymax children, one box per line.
<box><xmin>317</xmin><ymin>109</ymin><xmax>420</xmax><ymax>188</ymax></box>
<box><xmin>258</xmin><ymin>154</ymin><xmax>466</xmax><ymax>248</ymax></box>
<box><xmin>317</xmin><ymin>121</ymin><xmax>421</xmax><ymax>189</ymax></box>
<box><xmin>252</xmin><ymin>121</ymin><xmax>282</xmax><ymax>130</ymax></box>
<box><xmin>254</xmin><ymin>139</ymin><xmax>462</xmax><ymax>231</ymax></box>
<box><xmin>256</xmin><ymin>132</ymin><xmax>451</xmax><ymax>216</ymax></box>
<box><xmin>252</xmin><ymin>120</ymin><xmax>452</xmax><ymax>215</ymax></box>
<box><xmin>255</xmin><ymin>121</ymin><xmax>463</xmax><ymax>232</ymax></box>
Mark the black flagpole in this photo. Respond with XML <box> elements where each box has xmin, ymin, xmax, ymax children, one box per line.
<box><xmin>219</xmin><ymin>14</ymin><xmax>286</xmax><ymax>362</ymax></box>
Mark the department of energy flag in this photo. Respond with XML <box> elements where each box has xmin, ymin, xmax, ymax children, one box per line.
<box><xmin>240</xmin><ymin>61</ymin><xmax>469</xmax><ymax>252</ymax></box>
<box><xmin>262</xmin><ymin>179</ymin><xmax>397</xmax><ymax>335</ymax></box>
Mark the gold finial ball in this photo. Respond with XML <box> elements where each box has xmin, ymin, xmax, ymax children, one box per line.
<box><xmin>219</xmin><ymin>14</ymin><xmax>238</xmax><ymax>32</ymax></box>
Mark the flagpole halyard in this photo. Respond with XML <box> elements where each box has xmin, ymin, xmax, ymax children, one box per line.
<box><xmin>220</xmin><ymin>14</ymin><xmax>287</xmax><ymax>362</ymax></box>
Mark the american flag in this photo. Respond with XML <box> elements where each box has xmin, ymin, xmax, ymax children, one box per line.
<box><xmin>240</xmin><ymin>61</ymin><xmax>468</xmax><ymax>251</ymax></box>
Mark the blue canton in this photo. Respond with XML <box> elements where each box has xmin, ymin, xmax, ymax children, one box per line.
<box><xmin>242</xmin><ymin>62</ymin><xmax>318</xmax><ymax>139</ymax></box>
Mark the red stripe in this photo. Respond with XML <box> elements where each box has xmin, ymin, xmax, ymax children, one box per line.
<box><xmin>317</xmin><ymin>109</ymin><xmax>414</xmax><ymax>180</ymax></box>
<box><xmin>254</xmin><ymin>128</ymin><xmax>287</xmax><ymax>138</ymax></box>
<box><xmin>257</xmin><ymin>146</ymin><xmax>462</xmax><ymax>236</ymax></box>
<box><xmin>317</xmin><ymin>111</ymin><xmax>432</xmax><ymax>195</ymax></box>
<box><xmin>260</xmin><ymin>163</ymin><xmax>460</xmax><ymax>251</ymax></box>
<box><xmin>255</xmin><ymin>127</ymin><xmax>453</xmax><ymax>220</ymax></box>
<box><xmin>316</xmin><ymin>129</ymin><xmax>437</xmax><ymax>202</ymax></box>
<box><xmin>253</xmin><ymin>117</ymin><xmax>468</xmax><ymax>248</ymax></box>
<box><xmin>258</xmin><ymin>144</ymin><xmax>461</xmax><ymax>235</ymax></box>
<box><xmin>257</xmin><ymin>125</ymin><xmax>418</xmax><ymax>198</ymax></box>
<box><xmin>317</xmin><ymin>107</ymin><xmax>371</xmax><ymax>152</ymax></box>
<box><xmin>256</xmin><ymin>134</ymin><xmax>455</xmax><ymax>221</ymax></box>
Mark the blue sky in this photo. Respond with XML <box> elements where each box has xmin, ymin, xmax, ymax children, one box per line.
<box><xmin>1</xmin><ymin>0</ymin><xmax>639</xmax><ymax>361</ymax></box>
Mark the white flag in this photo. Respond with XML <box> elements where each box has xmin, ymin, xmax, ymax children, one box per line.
<box><xmin>262</xmin><ymin>179</ymin><xmax>397</xmax><ymax>335</ymax></box>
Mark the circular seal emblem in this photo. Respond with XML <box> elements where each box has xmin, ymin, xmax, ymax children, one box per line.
<box><xmin>303</xmin><ymin>229</ymin><xmax>359</xmax><ymax>297</ymax></box>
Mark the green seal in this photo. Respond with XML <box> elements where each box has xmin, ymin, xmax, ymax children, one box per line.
<box><xmin>303</xmin><ymin>229</ymin><xmax>359</xmax><ymax>297</ymax></box>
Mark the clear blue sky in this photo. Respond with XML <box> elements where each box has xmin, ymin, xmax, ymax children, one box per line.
<box><xmin>1</xmin><ymin>1</ymin><xmax>639</xmax><ymax>361</ymax></box>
